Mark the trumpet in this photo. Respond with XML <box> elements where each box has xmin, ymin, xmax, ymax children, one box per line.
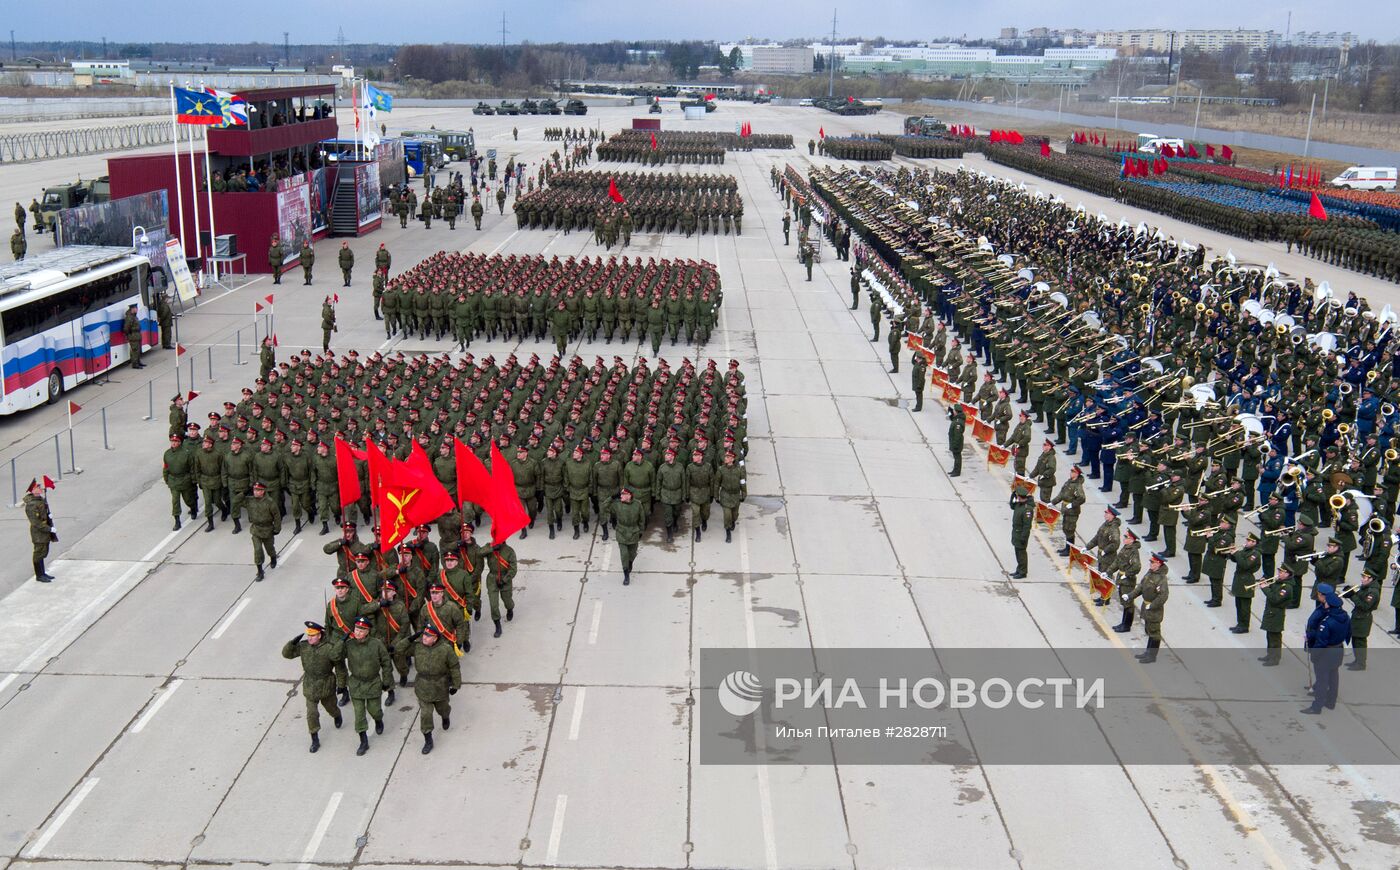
<box><xmin>1297</xmin><ymin>550</ymin><xmax>1329</xmax><ymax>562</ymax></box>
<box><xmin>1199</xmin><ymin>486</ymin><xmax>1232</xmax><ymax>499</ymax></box>
<box><xmin>1215</xmin><ymin>544</ymin><xmax>1241</xmax><ymax>555</ymax></box>
<box><xmin>1246</xmin><ymin>574</ymin><xmax>1279</xmax><ymax>589</ymax></box>
<box><xmin>1190</xmin><ymin>523</ymin><xmax>1225</xmax><ymax>537</ymax></box>
<box><xmin>1146</xmin><ymin>479</ymin><xmax>1175</xmax><ymax>490</ymax></box>
<box><xmin>1264</xmin><ymin>524</ymin><xmax>1298</xmax><ymax>536</ymax></box>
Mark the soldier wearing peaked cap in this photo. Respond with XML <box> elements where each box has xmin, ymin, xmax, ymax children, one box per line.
<box><xmin>342</xmin><ymin>614</ymin><xmax>392</xmax><ymax>755</ymax></box>
<box><xmin>282</xmin><ymin>621</ymin><xmax>344</xmax><ymax>753</ymax></box>
<box><xmin>25</xmin><ymin>478</ymin><xmax>56</xmax><ymax>583</ymax></box>
<box><xmin>394</xmin><ymin>619</ymin><xmax>462</xmax><ymax>754</ymax></box>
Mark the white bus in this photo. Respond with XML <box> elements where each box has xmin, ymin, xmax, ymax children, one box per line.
<box><xmin>0</xmin><ymin>246</ymin><xmax>152</xmax><ymax>414</ymax></box>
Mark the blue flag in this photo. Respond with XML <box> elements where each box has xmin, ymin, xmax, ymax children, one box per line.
<box><xmin>366</xmin><ymin>84</ymin><xmax>393</xmax><ymax>112</ymax></box>
<box><xmin>173</xmin><ymin>86</ymin><xmax>224</xmax><ymax>125</ymax></box>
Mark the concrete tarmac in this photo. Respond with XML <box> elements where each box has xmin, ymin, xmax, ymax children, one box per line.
<box><xmin>0</xmin><ymin>105</ymin><xmax>1397</xmax><ymax>870</ymax></box>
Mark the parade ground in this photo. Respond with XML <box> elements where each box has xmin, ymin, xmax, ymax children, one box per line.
<box><xmin>0</xmin><ymin>103</ymin><xmax>1398</xmax><ymax>869</ymax></box>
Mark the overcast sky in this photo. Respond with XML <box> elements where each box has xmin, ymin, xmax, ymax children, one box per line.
<box><xmin>16</xmin><ymin>0</ymin><xmax>1399</xmax><ymax>45</ymax></box>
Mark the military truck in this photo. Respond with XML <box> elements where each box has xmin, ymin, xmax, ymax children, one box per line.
<box><xmin>497</xmin><ymin>101</ymin><xmax>520</xmax><ymax>115</ymax></box>
<box><xmin>903</xmin><ymin>115</ymin><xmax>946</xmax><ymax>136</ymax></box>
<box><xmin>39</xmin><ymin>177</ymin><xmax>110</xmax><ymax>232</ymax></box>
<box><xmin>562</xmin><ymin>99</ymin><xmax>588</xmax><ymax>115</ymax></box>
<box><xmin>538</xmin><ymin>98</ymin><xmax>561</xmax><ymax>115</ymax></box>
<box><xmin>519</xmin><ymin>99</ymin><xmax>540</xmax><ymax>115</ymax></box>
<box><xmin>473</xmin><ymin>102</ymin><xmax>496</xmax><ymax>115</ymax></box>
<box><xmin>401</xmin><ymin>129</ymin><xmax>477</xmax><ymax>161</ymax></box>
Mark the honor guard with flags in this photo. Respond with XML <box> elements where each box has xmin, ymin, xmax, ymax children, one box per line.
<box><xmin>325</xmin><ymin>577</ymin><xmax>373</xmax><ymax>707</ymax></box>
<box><xmin>375</xmin><ymin>580</ymin><xmax>413</xmax><ymax>689</ymax></box>
<box><xmin>422</xmin><ymin>580</ymin><xmax>468</xmax><ymax>654</ymax></box>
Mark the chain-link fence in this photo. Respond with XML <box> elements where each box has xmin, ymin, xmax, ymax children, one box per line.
<box><xmin>0</xmin><ymin>121</ymin><xmax>199</xmax><ymax>164</ymax></box>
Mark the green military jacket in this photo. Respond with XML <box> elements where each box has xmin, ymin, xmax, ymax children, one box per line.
<box><xmin>282</xmin><ymin>635</ymin><xmax>344</xmax><ymax>699</ymax></box>
<box><xmin>342</xmin><ymin>635</ymin><xmax>392</xmax><ymax>700</ymax></box>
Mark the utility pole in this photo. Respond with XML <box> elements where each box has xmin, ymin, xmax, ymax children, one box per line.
<box><xmin>101</xmin><ymin>36</ymin><xmax>107</xmax><ymax>58</ymax></box>
<box><xmin>827</xmin><ymin>9</ymin><xmax>837</xmax><ymax>98</ymax></box>
<box><xmin>501</xmin><ymin>13</ymin><xmax>509</xmax><ymax>49</ymax></box>
<box><xmin>1302</xmin><ymin>91</ymin><xmax>1316</xmax><ymax>158</ymax></box>
<box><xmin>283</xmin><ymin>32</ymin><xmax>290</xmax><ymax>68</ymax></box>
<box><xmin>11</xmin><ymin>30</ymin><xmax>17</xmax><ymax>62</ymax></box>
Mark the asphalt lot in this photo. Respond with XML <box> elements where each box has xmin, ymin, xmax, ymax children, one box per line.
<box><xmin>0</xmin><ymin>104</ymin><xmax>1397</xmax><ymax>870</ymax></box>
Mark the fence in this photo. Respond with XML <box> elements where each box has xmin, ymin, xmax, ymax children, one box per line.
<box><xmin>1</xmin><ymin>299</ymin><xmax>274</xmax><ymax>514</ymax></box>
<box><xmin>0</xmin><ymin>120</ymin><xmax>199</xmax><ymax>163</ymax></box>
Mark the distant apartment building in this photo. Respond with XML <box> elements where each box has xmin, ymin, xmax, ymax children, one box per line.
<box><xmin>1287</xmin><ymin>31</ymin><xmax>1356</xmax><ymax>49</ymax></box>
<box><xmin>1096</xmin><ymin>29</ymin><xmax>1280</xmax><ymax>53</ymax></box>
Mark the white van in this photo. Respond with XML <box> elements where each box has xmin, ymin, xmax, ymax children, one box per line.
<box><xmin>798</xmin><ymin>98</ymin><xmax>814</xmax><ymax>107</ymax></box>
<box><xmin>1330</xmin><ymin>166</ymin><xmax>1397</xmax><ymax>191</ymax></box>
<box><xmin>1139</xmin><ymin>137</ymin><xmax>1186</xmax><ymax>155</ymax></box>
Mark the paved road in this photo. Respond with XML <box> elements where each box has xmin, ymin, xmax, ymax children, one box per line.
<box><xmin>0</xmin><ymin>105</ymin><xmax>1396</xmax><ymax>870</ymax></box>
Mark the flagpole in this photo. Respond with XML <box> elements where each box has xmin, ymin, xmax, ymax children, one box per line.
<box><xmin>185</xmin><ymin>81</ymin><xmax>203</xmax><ymax>287</ymax></box>
<box><xmin>168</xmin><ymin>83</ymin><xmax>187</xmax><ymax>256</ymax></box>
<box><xmin>202</xmin><ymin>123</ymin><xmax>217</xmax><ymax>284</ymax></box>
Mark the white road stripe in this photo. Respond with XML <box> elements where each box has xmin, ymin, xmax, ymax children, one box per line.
<box><xmin>297</xmin><ymin>791</ymin><xmax>343</xmax><ymax>870</ymax></box>
<box><xmin>130</xmin><ymin>679</ymin><xmax>183</xmax><ymax>734</ymax></box>
<box><xmin>281</xmin><ymin>538</ymin><xmax>304</xmax><ymax>562</ymax></box>
<box><xmin>568</xmin><ymin>687</ymin><xmax>586</xmax><ymax>740</ymax></box>
<box><xmin>0</xmin><ymin>559</ymin><xmax>149</xmax><ymax>695</ymax></box>
<box><xmin>740</xmin><ymin>525</ymin><xmax>756</xmax><ymax>649</ymax></box>
<box><xmin>599</xmin><ymin>542</ymin><xmax>613</xmax><ymax>573</ymax></box>
<box><xmin>545</xmin><ymin>793</ymin><xmax>568</xmax><ymax>864</ymax></box>
<box><xmin>587</xmin><ymin>601</ymin><xmax>603</xmax><ymax>644</ymax></box>
<box><xmin>488</xmin><ymin>229</ymin><xmax>521</xmax><ymax>256</ymax></box>
<box><xmin>25</xmin><ymin>776</ymin><xmax>98</xmax><ymax>857</ymax></box>
<box><xmin>141</xmin><ymin>528</ymin><xmax>184</xmax><ymax>563</ymax></box>
<box><xmin>211</xmin><ymin>598</ymin><xmax>251</xmax><ymax>640</ymax></box>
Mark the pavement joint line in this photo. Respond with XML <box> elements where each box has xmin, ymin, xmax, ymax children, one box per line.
<box><xmin>24</xmin><ymin>775</ymin><xmax>98</xmax><ymax>858</ymax></box>
<box><xmin>567</xmin><ymin>686</ymin><xmax>586</xmax><ymax>740</ymax></box>
<box><xmin>210</xmin><ymin>597</ymin><xmax>251</xmax><ymax>640</ymax></box>
<box><xmin>296</xmin><ymin>790</ymin><xmax>342</xmax><ymax>870</ymax></box>
<box><xmin>587</xmin><ymin>600</ymin><xmax>602</xmax><ymax>645</ymax></box>
<box><xmin>129</xmin><ymin>677</ymin><xmax>183</xmax><ymax>733</ymax></box>
<box><xmin>544</xmin><ymin>793</ymin><xmax>568</xmax><ymax>865</ymax></box>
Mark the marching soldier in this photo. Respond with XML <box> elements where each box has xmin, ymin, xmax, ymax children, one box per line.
<box><xmin>471</xmin><ymin>196</ymin><xmax>484</xmax><ymax>230</ymax></box>
<box><xmin>687</xmin><ymin>448</ymin><xmax>714</xmax><ymax>542</ymax></box>
<box><xmin>394</xmin><ymin>621</ymin><xmax>462</xmax><ymax>754</ymax></box>
<box><xmin>247</xmin><ymin>480</ymin><xmax>281</xmax><ymax>581</ymax></box>
<box><xmin>338</xmin><ymin>242</ymin><xmax>354</xmax><ymax>287</ymax></box>
<box><xmin>486</xmin><ymin>542</ymin><xmax>517</xmax><ymax>637</ymax></box>
<box><xmin>25</xmin><ymin>478</ymin><xmax>56</xmax><ymax>583</ymax></box>
<box><xmin>163</xmin><ymin>433</ymin><xmax>198</xmax><ymax>529</ymax></box>
<box><xmin>342</xmin><ymin>615</ymin><xmax>392</xmax><ymax>756</ymax></box>
<box><xmin>374</xmin><ymin>581</ymin><xmax>413</xmax><ymax>688</ymax></box>
<box><xmin>281</xmin><ymin>621</ymin><xmax>344</xmax><ymax>753</ymax></box>
<box><xmin>716</xmin><ymin>450</ymin><xmax>745</xmax><ymax>544</ymax></box>
<box><xmin>321</xmin><ymin>296</ymin><xmax>337</xmax><ymax>354</ymax></box>
<box><xmin>612</xmin><ymin>486</ymin><xmax>646</xmax><ymax>583</ymax></box>
<box><xmin>195</xmin><ymin>435</ymin><xmax>226</xmax><ymax>532</ymax></box>
<box><xmin>444</xmin><ymin>194</ymin><xmax>460</xmax><ymax>230</ymax></box>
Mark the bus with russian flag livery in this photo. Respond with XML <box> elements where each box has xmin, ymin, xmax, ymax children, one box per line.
<box><xmin>0</xmin><ymin>246</ymin><xmax>152</xmax><ymax>414</ymax></box>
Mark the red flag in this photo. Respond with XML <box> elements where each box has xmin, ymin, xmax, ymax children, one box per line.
<box><xmin>454</xmin><ymin>437</ymin><xmax>494</xmax><ymax>511</ymax></box>
<box><xmin>986</xmin><ymin>444</ymin><xmax>1010</xmax><ymax>466</ymax></box>
<box><xmin>374</xmin><ymin>445</ymin><xmax>455</xmax><ymax>552</ymax></box>
<box><xmin>1309</xmin><ymin>192</ymin><xmax>1328</xmax><ymax>221</ymax></box>
<box><xmin>1035</xmin><ymin>501</ymin><xmax>1061</xmax><ymax>527</ymax></box>
<box><xmin>1222</xmin><ymin>145</ymin><xmax>1232</xmax><ymax>160</ymax></box>
<box><xmin>176</xmin><ymin>343</ymin><xmax>187</xmax><ymax>356</ymax></box>
<box><xmin>650</xmin><ymin>132</ymin><xmax>657</xmax><ymax>150</ymax></box>
<box><xmin>941</xmin><ymin>383</ymin><xmax>963</xmax><ymax>404</ymax></box>
<box><xmin>1039</xmin><ymin>140</ymin><xmax>1051</xmax><ymax>157</ymax></box>
<box><xmin>1089</xmin><ymin>568</ymin><xmax>1115</xmax><ymax>600</ymax></box>
<box><xmin>42</xmin><ymin>475</ymin><xmax>56</xmax><ymax>490</ymax></box>
<box><xmin>332</xmin><ymin>293</ymin><xmax>339</xmax><ymax>304</ymax></box>
<box><xmin>819</xmin><ymin>126</ymin><xmax>825</xmax><ymax>139</ymax></box>
<box><xmin>973</xmin><ymin>419</ymin><xmax>994</xmax><ymax>442</ymax></box>
<box><xmin>186</xmin><ymin>391</ymin><xmax>199</xmax><ymax>401</ymax></box>
<box><xmin>1187</xmin><ymin>144</ymin><xmax>1199</xmax><ymax>158</ymax></box>
<box><xmin>352</xmin><ymin>83</ymin><xmax>360</xmax><ymax>132</ymax></box>
<box><xmin>1068</xmin><ymin>545</ymin><xmax>1095</xmax><ymax>570</ymax></box>
<box><xmin>704</xmin><ymin>93</ymin><xmax>715</xmax><ymax>101</ymax></box>
<box><xmin>265</xmin><ymin>294</ymin><xmax>275</xmax><ymax>305</ymax></box>
<box><xmin>1206</xmin><ymin>144</ymin><xmax>1215</xmax><ymax>157</ymax></box>
<box><xmin>67</xmin><ymin>400</ymin><xmax>81</xmax><ymax>416</ymax></box>
<box><xmin>334</xmin><ymin>436</ymin><xmax>363</xmax><ymax>509</ymax></box>
<box><xmin>255</xmin><ymin>302</ymin><xmax>263</xmax><ymax>313</ymax></box>
<box><xmin>607</xmin><ymin>177</ymin><xmax>625</xmax><ymax>204</ymax></box>
<box><xmin>272</xmin><ymin>333</ymin><xmax>279</xmax><ymax>347</ymax></box>
<box><xmin>486</xmin><ymin>442</ymin><xmax>530</xmax><ymax>546</ymax></box>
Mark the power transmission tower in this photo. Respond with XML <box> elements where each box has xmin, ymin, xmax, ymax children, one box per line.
<box><xmin>501</xmin><ymin>13</ymin><xmax>509</xmax><ymax>48</ymax></box>
<box><xmin>337</xmin><ymin>26</ymin><xmax>347</xmax><ymax>64</ymax></box>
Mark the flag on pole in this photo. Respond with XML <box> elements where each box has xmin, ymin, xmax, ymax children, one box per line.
<box><xmin>650</xmin><ymin>132</ymin><xmax>658</xmax><ymax>150</ymax></box>
<box><xmin>373</xmin><ymin>444</ymin><xmax>455</xmax><ymax>552</ymax></box>
<box><xmin>987</xmin><ymin>443</ymin><xmax>1011</xmax><ymax>466</ymax></box>
<box><xmin>352</xmin><ymin>82</ymin><xmax>360</xmax><ymax>133</ymax></box>
<box><xmin>819</xmin><ymin>126</ymin><xmax>825</xmax><ymax>139</ymax></box>
<box><xmin>1089</xmin><ymin>568</ymin><xmax>1115</xmax><ymax>600</ymax></box>
<box><xmin>1012</xmin><ymin>474</ymin><xmax>1037</xmax><ymax>496</ymax></box>
<box><xmin>1068</xmin><ymin>545</ymin><xmax>1096</xmax><ymax>570</ymax></box>
<box><xmin>1039</xmin><ymin>140</ymin><xmax>1051</xmax><ymax>157</ymax></box>
<box><xmin>1309</xmin><ymin>192</ymin><xmax>1328</xmax><ymax>220</ymax></box>
<box><xmin>1221</xmin><ymin>145</ymin><xmax>1233</xmax><ymax>160</ymax></box>
<box><xmin>454</xmin><ymin>437</ymin><xmax>495</xmax><ymax>512</ymax></box>
<box><xmin>176</xmin><ymin>343</ymin><xmax>187</xmax><ymax>356</ymax></box>
<box><xmin>42</xmin><ymin>475</ymin><xmax>56</xmax><ymax>490</ymax></box>
<box><xmin>255</xmin><ymin>302</ymin><xmax>263</xmax><ymax>313</ymax></box>
<box><xmin>173</xmin><ymin>87</ymin><xmax>224</xmax><ymax>124</ymax></box>
<box><xmin>941</xmin><ymin>383</ymin><xmax>962</xmax><ymax>403</ymax></box>
<box><xmin>486</xmin><ymin>443</ymin><xmax>531</xmax><ymax>546</ymax></box>
<box><xmin>67</xmin><ymin>400</ymin><xmax>80</xmax><ymax>427</ymax></box>
<box><xmin>334</xmin><ymin>436</ymin><xmax>364</xmax><ymax>509</ymax></box>
<box><xmin>1035</xmin><ymin>501</ymin><xmax>1062</xmax><ymax>527</ymax></box>
<box><xmin>187</xmin><ymin>391</ymin><xmax>199</xmax><ymax>401</ymax></box>
<box><xmin>204</xmin><ymin>87</ymin><xmax>248</xmax><ymax>127</ymax></box>
<box><xmin>973</xmin><ymin>419</ymin><xmax>994</xmax><ymax>442</ymax></box>
<box><xmin>607</xmin><ymin>177</ymin><xmax>625</xmax><ymax>203</ymax></box>
<box><xmin>265</xmin><ymin>294</ymin><xmax>275</xmax><ymax>305</ymax></box>
<box><xmin>366</xmin><ymin>84</ymin><xmax>394</xmax><ymax>112</ymax></box>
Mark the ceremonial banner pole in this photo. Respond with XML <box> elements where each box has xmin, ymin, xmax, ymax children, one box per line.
<box><xmin>168</xmin><ymin>83</ymin><xmax>187</xmax><ymax>253</ymax></box>
<box><xmin>185</xmin><ymin>82</ymin><xmax>203</xmax><ymax>285</ymax></box>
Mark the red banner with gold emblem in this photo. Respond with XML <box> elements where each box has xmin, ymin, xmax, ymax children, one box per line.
<box><xmin>1012</xmin><ymin>474</ymin><xmax>1037</xmax><ymax>495</ymax></box>
<box><xmin>1035</xmin><ymin>501</ymin><xmax>1061</xmax><ymax>527</ymax></box>
<box><xmin>942</xmin><ymin>383</ymin><xmax>963</xmax><ymax>404</ymax></box>
<box><xmin>1068</xmin><ymin>545</ymin><xmax>1096</xmax><ymax>570</ymax></box>
<box><xmin>930</xmin><ymin>367</ymin><xmax>948</xmax><ymax>388</ymax></box>
<box><xmin>1089</xmin><ymin>568</ymin><xmax>1115</xmax><ymax>600</ymax></box>
<box><xmin>987</xmin><ymin>443</ymin><xmax>1011</xmax><ymax>466</ymax></box>
<box><xmin>973</xmin><ymin>419</ymin><xmax>995</xmax><ymax>442</ymax></box>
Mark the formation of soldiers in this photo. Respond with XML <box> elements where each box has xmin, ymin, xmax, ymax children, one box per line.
<box><xmin>805</xmin><ymin>162</ymin><xmax>1399</xmax><ymax>667</ymax></box>
<box><xmin>388</xmin><ymin>177</ymin><xmax>487</xmax><ymax>231</ymax></box>
<box><xmin>985</xmin><ymin>143</ymin><xmax>1395</xmax><ymax>280</ymax></box>
<box><xmin>514</xmin><ymin>171</ymin><xmax>744</xmax><ymax>240</ymax></box>
<box><xmin>876</xmin><ymin>135</ymin><xmax>968</xmax><ymax>159</ymax></box>
<box><xmin>816</xmin><ymin>136</ymin><xmax>895</xmax><ymax>161</ymax></box>
<box><xmin>595</xmin><ymin>131</ymin><xmax>789</xmax><ymax>165</ymax></box>
<box><xmin>380</xmin><ymin>252</ymin><xmax>722</xmax><ymax>353</ymax></box>
<box><xmin>543</xmin><ymin>127</ymin><xmax>602</xmax><ymax>142</ymax></box>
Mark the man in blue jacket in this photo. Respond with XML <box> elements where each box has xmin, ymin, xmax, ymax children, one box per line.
<box><xmin>1301</xmin><ymin>583</ymin><xmax>1351</xmax><ymax>715</ymax></box>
